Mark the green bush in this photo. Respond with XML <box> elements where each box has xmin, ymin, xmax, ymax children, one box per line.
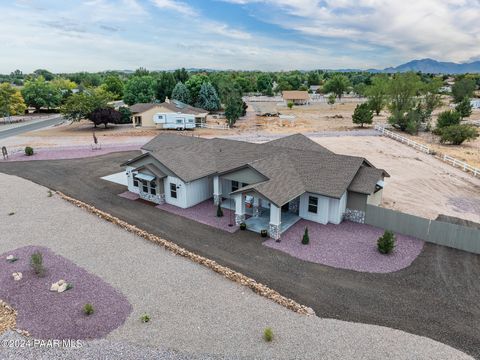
<box><xmin>24</xmin><ymin>146</ymin><xmax>34</xmax><ymax>156</ymax></box>
<box><xmin>301</xmin><ymin>227</ymin><xmax>309</xmax><ymax>245</ymax></box>
<box><xmin>117</xmin><ymin>107</ymin><xmax>133</xmax><ymax>124</ymax></box>
<box><xmin>260</xmin><ymin>229</ymin><xmax>268</xmax><ymax>238</ymax></box>
<box><xmin>287</xmin><ymin>101</ymin><xmax>294</xmax><ymax>109</ymax></box>
<box><xmin>439</xmin><ymin>124</ymin><xmax>479</xmax><ymax>145</ymax></box>
<box><xmin>240</xmin><ymin>222</ymin><xmax>247</xmax><ymax>230</ymax></box>
<box><xmin>216</xmin><ymin>203</ymin><xmax>223</xmax><ymax>218</ymax></box>
<box><xmin>83</xmin><ymin>303</ymin><xmax>94</xmax><ymax>316</ymax></box>
<box><xmin>263</xmin><ymin>327</ymin><xmax>273</xmax><ymax>342</ymax></box>
<box><xmin>377</xmin><ymin>230</ymin><xmax>396</xmax><ymax>254</ymax></box>
<box><xmin>140</xmin><ymin>314</ymin><xmax>151</xmax><ymax>323</ymax></box>
<box><xmin>436</xmin><ymin>110</ymin><xmax>461</xmax><ymax>130</ymax></box>
<box><xmin>352</xmin><ymin>103</ymin><xmax>373</xmax><ymax>127</ymax></box>
<box><xmin>30</xmin><ymin>251</ymin><xmax>45</xmax><ymax>276</ymax></box>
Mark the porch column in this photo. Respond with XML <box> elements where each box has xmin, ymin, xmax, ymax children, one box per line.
<box><xmin>234</xmin><ymin>193</ymin><xmax>245</xmax><ymax>225</ymax></box>
<box><xmin>253</xmin><ymin>197</ymin><xmax>260</xmax><ymax>217</ymax></box>
<box><xmin>269</xmin><ymin>204</ymin><xmax>282</xmax><ymax>241</ymax></box>
<box><xmin>213</xmin><ymin>175</ymin><xmax>222</xmax><ymax>205</ymax></box>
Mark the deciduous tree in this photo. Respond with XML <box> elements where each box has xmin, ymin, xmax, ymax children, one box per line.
<box><xmin>0</xmin><ymin>83</ymin><xmax>27</xmax><ymax>117</ymax></box>
<box><xmin>123</xmin><ymin>76</ymin><xmax>155</xmax><ymax>105</ymax></box>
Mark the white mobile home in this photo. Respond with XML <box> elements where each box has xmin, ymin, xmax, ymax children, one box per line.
<box><xmin>153</xmin><ymin>112</ymin><xmax>196</xmax><ymax>130</ymax></box>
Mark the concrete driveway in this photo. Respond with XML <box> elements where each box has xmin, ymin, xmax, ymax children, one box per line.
<box><xmin>1</xmin><ymin>151</ymin><xmax>479</xmax><ymax>358</ymax></box>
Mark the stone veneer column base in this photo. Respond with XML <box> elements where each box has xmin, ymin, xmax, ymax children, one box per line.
<box><xmin>343</xmin><ymin>208</ymin><xmax>366</xmax><ymax>224</ymax></box>
<box><xmin>269</xmin><ymin>223</ymin><xmax>281</xmax><ymax>241</ymax></box>
<box><xmin>235</xmin><ymin>214</ymin><xmax>245</xmax><ymax>225</ymax></box>
<box><xmin>213</xmin><ymin>194</ymin><xmax>221</xmax><ymax>205</ymax></box>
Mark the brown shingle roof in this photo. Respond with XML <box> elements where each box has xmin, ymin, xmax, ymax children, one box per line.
<box><xmin>130</xmin><ymin>103</ymin><xmax>157</xmax><ymax>114</ymax></box>
<box><xmin>127</xmin><ymin>133</ymin><xmax>387</xmax><ymax>206</ymax></box>
<box><xmin>129</xmin><ymin>101</ymin><xmax>207</xmax><ymax>116</ymax></box>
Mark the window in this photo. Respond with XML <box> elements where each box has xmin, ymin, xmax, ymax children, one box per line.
<box><xmin>133</xmin><ymin>177</ymin><xmax>139</xmax><ymax>187</ymax></box>
<box><xmin>150</xmin><ymin>181</ymin><xmax>156</xmax><ymax>195</ymax></box>
<box><xmin>176</xmin><ymin>119</ymin><xmax>183</xmax><ymax>124</ymax></box>
<box><xmin>308</xmin><ymin>196</ymin><xmax>318</xmax><ymax>213</ymax></box>
<box><xmin>142</xmin><ymin>180</ymin><xmax>148</xmax><ymax>193</ymax></box>
<box><xmin>231</xmin><ymin>180</ymin><xmax>239</xmax><ymax>192</ymax></box>
<box><xmin>170</xmin><ymin>183</ymin><xmax>177</xmax><ymax>198</ymax></box>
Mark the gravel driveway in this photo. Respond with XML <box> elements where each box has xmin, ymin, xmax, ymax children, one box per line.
<box><xmin>0</xmin><ymin>173</ymin><xmax>473</xmax><ymax>360</ymax></box>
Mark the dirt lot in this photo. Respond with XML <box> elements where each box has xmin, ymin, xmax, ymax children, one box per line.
<box><xmin>313</xmin><ymin>135</ymin><xmax>480</xmax><ymax>223</ymax></box>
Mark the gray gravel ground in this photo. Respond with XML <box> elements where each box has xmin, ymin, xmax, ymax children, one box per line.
<box><xmin>0</xmin><ymin>173</ymin><xmax>473</xmax><ymax>360</ymax></box>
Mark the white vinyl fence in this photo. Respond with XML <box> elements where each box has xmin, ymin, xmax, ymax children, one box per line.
<box><xmin>196</xmin><ymin>123</ymin><xmax>229</xmax><ymax>130</ymax></box>
<box><xmin>374</xmin><ymin>125</ymin><xmax>480</xmax><ymax>178</ymax></box>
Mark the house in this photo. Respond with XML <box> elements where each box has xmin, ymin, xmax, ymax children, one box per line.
<box><xmin>121</xmin><ymin>133</ymin><xmax>388</xmax><ymax>240</ymax></box>
<box><xmin>282</xmin><ymin>91</ymin><xmax>310</xmax><ymax>105</ymax></box>
<box><xmin>108</xmin><ymin>100</ymin><xmax>126</xmax><ymax>110</ymax></box>
<box><xmin>130</xmin><ymin>99</ymin><xmax>208</xmax><ymax>128</ymax></box>
<box><xmin>309</xmin><ymin>85</ymin><xmax>321</xmax><ymax>93</ymax></box>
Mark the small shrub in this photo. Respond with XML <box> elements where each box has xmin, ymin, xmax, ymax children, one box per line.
<box><xmin>30</xmin><ymin>251</ymin><xmax>45</xmax><ymax>276</ymax></box>
<box><xmin>24</xmin><ymin>146</ymin><xmax>34</xmax><ymax>156</ymax></box>
<box><xmin>439</xmin><ymin>124</ymin><xmax>479</xmax><ymax>145</ymax></box>
<box><xmin>83</xmin><ymin>303</ymin><xmax>94</xmax><ymax>316</ymax></box>
<box><xmin>216</xmin><ymin>203</ymin><xmax>223</xmax><ymax>217</ymax></box>
<box><xmin>436</xmin><ymin>110</ymin><xmax>461</xmax><ymax>130</ymax></box>
<box><xmin>287</xmin><ymin>101</ymin><xmax>294</xmax><ymax>109</ymax></box>
<box><xmin>377</xmin><ymin>230</ymin><xmax>396</xmax><ymax>254</ymax></box>
<box><xmin>260</xmin><ymin>229</ymin><xmax>268</xmax><ymax>238</ymax></box>
<box><xmin>263</xmin><ymin>327</ymin><xmax>273</xmax><ymax>342</ymax></box>
<box><xmin>301</xmin><ymin>227</ymin><xmax>309</xmax><ymax>245</ymax></box>
<box><xmin>240</xmin><ymin>222</ymin><xmax>247</xmax><ymax>230</ymax></box>
<box><xmin>47</xmin><ymin>190</ymin><xmax>53</xmax><ymax>197</ymax></box>
<box><xmin>140</xmin><ymin>314</ymin><xmax>151</xmax><ymax>323</ymax></box>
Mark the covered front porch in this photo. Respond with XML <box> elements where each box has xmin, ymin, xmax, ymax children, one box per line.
<box><xmin>244</xmin><ymin>209</ymin><xmax>301</xmax><ymax>236</ymax></box>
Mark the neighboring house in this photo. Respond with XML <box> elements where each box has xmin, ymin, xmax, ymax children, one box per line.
<box><xmin>108</xmin><ymin>100</ymin><xmax>126</xmax><ymax>110</ymax></box>
<box><xmin>309</xmin><ymin>85</ymin><xmax>321</xmax><ymax>93</ymax></box>
<box><xmin>130</xmin><ymin>99</ymin><xmax>208</xmax><ymax>128</ymax></box>
<box><xmin>282</xmin><ymin>91</ymin><xmax>310</xmax><ymax>105</ymax></box>
<box><xmin>122</xmin><ymin>133</ymin><xmax>388</xmax><ymax>240</ymax></box>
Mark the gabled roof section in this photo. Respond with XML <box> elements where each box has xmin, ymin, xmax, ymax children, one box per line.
<box><xmin>268</xmin><ymin>134</ymin><xmax>333</xmax><ymax>154</ymax></box>
<box><xmin>348</xmin><ymin>166</ymin><xmax>388</xmax><ymax>194</ymax></box>
<box><xmin>130</xmin><ymin>103</ymin><xmax>158</xmax><ymax>114</ymax></box>
<box><xmin>141</xmin><ymin>133</ymin><xmax>207</xmax><ymax>152</ymax></box>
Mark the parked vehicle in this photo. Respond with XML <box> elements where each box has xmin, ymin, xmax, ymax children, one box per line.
<box><xmin>153</xmin><ymin>112</ymin><xmax>196</xmax><ymax>130</ymax></box>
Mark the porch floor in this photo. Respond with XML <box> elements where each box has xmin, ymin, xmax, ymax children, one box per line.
<box><xmin>244</xmin><ymin>211</ymin><xmax>301</xmax><ymax>234</ymax></box>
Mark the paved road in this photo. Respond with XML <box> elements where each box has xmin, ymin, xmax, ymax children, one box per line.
<box><xmin>1</xmin><ymin>152</ymin><xmax>479</xmax><ymax>358</ymax></box>
<box><xmin>0</xmin><ymin>116</ymin><xmax>64</xmax><ymax>140</ymax></box>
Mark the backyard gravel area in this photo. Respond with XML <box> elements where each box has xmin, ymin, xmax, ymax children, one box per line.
<box><xmin>264</xmin><ymin>220</ymin><xmax>424</xmax><ymax>273</ymax></box>
<box><xmin>0</xmin><ymin>246</ymin><xmax>132</xmax><ymax>339</ymax></box>
<box><xmin>156</xmin><ymin>200</ymin><xmax>240</xmax><ymax>233</ymax></box>
<box><xmin>0</xmin><ymin>173</ymin><xmax>473</xmax><ymax>360</ymax></box>
<box><xmin>0</xmin><ymin>144</ymin><xmax>141</xmax><ymax>162</ymax></box>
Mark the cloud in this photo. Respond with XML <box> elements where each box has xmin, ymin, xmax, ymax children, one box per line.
<box><xmin>151</xmin><ymin>0</ymin><xmax>197</xmax><ymax>16</ymax></box>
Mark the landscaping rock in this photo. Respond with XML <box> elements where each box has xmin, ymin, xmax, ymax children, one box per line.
<box><xmin>57</xmin><ymin>283</ymin><xmax>68</xmax><ymax>293</ymax></box>
<box><xmin>50</xmin><ymin>283</ymin><xmax>59</xmax><ymax>292</ymax></box>
<box><xmin>12</xmin><ymin>272</ymin><xmax>22</xmax><ymax>281</ymax></box>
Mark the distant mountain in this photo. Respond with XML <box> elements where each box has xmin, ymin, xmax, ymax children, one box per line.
<box><xmin>380</xmin><ymin>58</ymin><xmax>480</xmax><ymax>74</ymax></box>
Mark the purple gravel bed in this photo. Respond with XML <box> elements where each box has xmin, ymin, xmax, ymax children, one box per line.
<box><xmin>263</xmin><ymin>220</ymin><xmax>424</xmax><ymax>273</ymax></box>
<box><xmin>156</xmin><ymin>200</ymin><xmax>239</xmax><ymax>233</ymax></box>
<box><xmin>0</xmin><ymin>246</ymin><xmax>132</xmax><ymax>339</ymax></box>
<box><xmin>0</xmin><ymin>144</ymin><xmax>141</xmax><ymax>162</ymax></box>
<box><xmin>118</xmin><ymin>191</ymin><xmax>140</xmax><ymax>200</ymax></box>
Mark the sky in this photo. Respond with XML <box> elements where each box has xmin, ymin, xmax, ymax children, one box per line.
<box><xmin>0</xmin><ymin>0</ymin><xmax>479</xmax><ymax>73</ymax></box>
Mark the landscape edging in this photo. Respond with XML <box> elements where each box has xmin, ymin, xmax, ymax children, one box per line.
<box><xmin>56</xmin><ymin>191</ymin><xmax>315</xmax><ymax>316</ymax></box>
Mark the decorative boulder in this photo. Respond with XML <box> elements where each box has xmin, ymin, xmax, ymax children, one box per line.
<box><xmin>6</xmin><ymin>255</ymin><xmax>18</xmax><ymax>263</ymax></box>
<box><xmin>50</xmin><ymin>283</ymin><xmax>59</xmax><ymax>292</ymax></box>
<box><xmin>57</xmin><ymin>283</ymin><xmax>68</xmax><ymax>293</ymax></box>
<box><xmin>12</xmin><ymin>272</ymin><xmax>22</xmax><ymax>281</ymax></box>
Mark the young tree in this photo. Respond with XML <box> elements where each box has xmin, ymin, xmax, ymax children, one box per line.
<box><xmin>327</xmin><ymin>93</ymin><xmax>336</xmax><ymax>108</ymax></box>
<box><xmin>123</xmin><ymin>76</ymin><xmax>155</xmax><ymax>105</ymax></box>
<box><xmin>439</xmin><ymin>125</ymin><xmax>479</xmax><ymax>145</ymax></box>
<box><xmin>418</xmin><ymin>78</ymin><xmax>443</xmax><ymax>123</ymax></box>
<box><xmin>455</xmin><ymin>97</ymin><xmax>473</xmax><ymax>119</ymax></box>
<box><xmin>103</xmin><ymin>75</ymin><xmax>124</xmax><ymax>100</ymax></box>
<box><xmin>323</xmin><ymin>74</ymin><xmax>350</xmax><ymax>99</ymax></box>
<box><xmin>155</xmin><ymin>72</ymin><xmax>176</xmax><ymax>102</ymax></box>
<box><xmin>0</xmin><ymin>83</ymin><xmax>27</xmax><ymax>117</ymax></box>
<box><xmin>171</xmin><ymin>82</ymin><xmax>191</xmax><ymax>104</ymax></box>
<box><xmin>365</xmin><ymin>75</ymin><xmax>388</xmax><ymax>115</ymax></box>
<box><xmin>196</xmin><ymin>82</ymin><xmax>220</xmax><ymax>111</ymax></box>
<box><xmin>224</xmin><ymin>93</ymin><xmax>244</xmax><ymax>127</ymax></box>
<box><xmin>352</xmin><ymin>103</ymin><xmax>373</xmax><ymax>127</ymax></box>
<box><xmin>21</xmin><ymin>76</ymin><xmax>62</xmax><ymax>111</ymax></box>
<box><xmin>452</xmin><ymin>78</ymin><xmax>476</xmax><ymax>103</ymax></box>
